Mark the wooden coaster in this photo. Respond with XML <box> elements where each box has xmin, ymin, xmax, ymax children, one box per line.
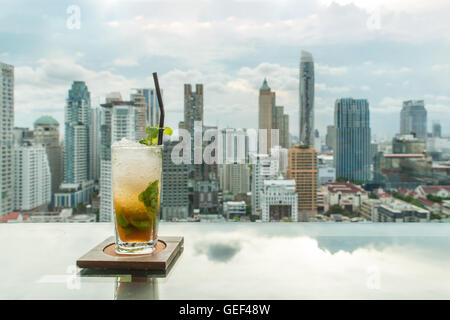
<box><xmin>77</xmin><ymin>236</ymin><xmax>183</xmax><ymax>271</ymax></box>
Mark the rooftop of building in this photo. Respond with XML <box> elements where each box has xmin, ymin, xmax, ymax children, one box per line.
<box><xmin>224</xmin><ymin>201</ymin><xmax>246</xmax><ymax>205</ymax></box>
<box><xmin>418</xmin><ymin>185</ymin><xmax>450</xmax><ymax>193</ymax></box>
<box><xmin>384</xmin><ymin>153</ymin><xmax>426</xmax><ymax>158</ymax></box>
<box><xmin>417</xmin><ymin>197</ymin><xmax>442</xmax><ymax>207</ymax></box>
<box><xmin>300</xmin><ymin>50</ymin><xmax>313</xmax><ymax>62</ymax></box>
<box><xmin>380</xmin><ymin>199</ymin><xmax>429</xmax><ymax>213</ymax></box>
<box><xmin>0</xmin><ymin>212</ymin><xmax>29</xmax><ymax>223</ymax></box>
<box><xmin>34</xmin><ymin>115</ymin><xmax>59</xmax><ymax>126</ymax></box>
<box><xmin>260</xmin><ymin>78</ymin><xmax>270</xmax><ymax>91</ymax></box>
<box><xmin>264</xmin><ymin>179</ymin><xmax>296</xmax><ymax>186</ymax></box>
<box><xmin>323</xmin><ymin>182</ymin><xmax>367</xmax><ymax>194</ymax></box>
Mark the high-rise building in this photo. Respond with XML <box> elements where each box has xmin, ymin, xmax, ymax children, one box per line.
<box><xmin>63</xmin><ymin>81</ymin><xmax>91</xmax><ymax>184</ymax></box>
<box><xmin>432</xmin><ymin>121</ymin><xmax>442</xmax><ymax>138</ymax></box>
<box><xmin>130</xmin><ymin>92</ymin><xmax>147</xmax><ymax>140</ymax></box>
<box><xmin>33</xmin><ymin>116</ymin><xmax>63</xmax><ymax>195</ymax></box>
<box><xmin>89</xmin><ymin>108</ymin><xmax>102</xmax><ymax>182</ymax></box>
<box><xmin>135</xmin><ymin>88</ymin><xmax>161</xmax><ymax>127</ymax></box>
<box><xmin>99</xmin><ymin>95</ymin><xmax>141</xmax><ymax>222</ymax></box>
<box><xmin>273</xmin><ymin>105</ymin><xmax>290</xmax><ymax>149</ymax></box>
<box><xmin>299</xmin><ymin>51</ymin><xmax>315</xmax><ymax>146</ymax></box>
<box><xmin>14</xmin><ymin>143</ymin><xmax>51</xmax><ymax>211</ymax></box>
<box><xmin>54</xmin><ymin>81</ymin><xmax>94</xmax><ymax>208</ymax></box>
<box><xmin>287</xmin><ymin>145</ymin><xmax>318</xmax><ymax>221</ymax></box>
<box><xmin>400</xmin><ymin>100</ymin><xmax>427</xmax><ymax>139</ymax></box>
<box><xmin>258</xmin><ymin>79</ymin><xmax>289</xmax><ymax>152</ymax></box>
<box><xmin>270</xmin><ymin>145</ymin><xmax>288</xmax><ymax>177</ymax></box>
<box><xmin>161</xmin><ymin>140</ymin><xmax>189</xmax><ymax>221</ymax></box>
<box><xmin>334</xmin><ymin>98</ymin><xmax>371</xmax><ymax>182</ymax></box>
<box><xmin>325</xmin><ymin>125</ymin><xmax>336</xmax><ymax>151</ymax></box>
<box><xmin>219</xmin><ymin>128</ymin><xmax>250</xmax><ymax>195</ymax></box>
<box><xmin>258</xmin><ymin>79</ymin><xmax>275</xmax><ymax>153</ymax></box>
<box><xmin>221</xmin><ymin>164</ymin><xmax>250</xmax><ymax>196</ymax></box>
<box><xmin>0</xmin><ymin>62</ymin><xmax>14</xmax><ymax>216</ymax></box>
<box><xmin>13</xmin><ymin>127</ymin><xmax>33</xmax><ymax>145</ymax></box>
<box><xmin>182</xmin><ymin>84</ymin><xmax>203</xmax><ymax>133</ymax></box>
<box><xmin>260</xmin><ymin>178</ymin><xmax>298</xmax><ymax>222</ymax></box>
<box><xmin>392</xmin><ymin>134</ymin><xmax>425</xmax><ymax>154</ymax></box>
<box><xmin>250</xmin><ymin>153</ymin><xmax>279</xmax><ymax>216</ymax></box>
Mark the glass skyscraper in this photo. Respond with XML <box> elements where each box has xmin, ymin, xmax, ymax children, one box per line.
<box><xmin>54</xmin><ymin>81</ymin><xmax>94</xmax><ymax>208</ymax></box>
<box><xmin>64</xmin><ymin>81</ymin><xmax>91</xmax><ymax>184</ymax></box>
<box><xmin>400</xmin><ymin>100</ymin><xmax>427</xmax><ymax>139</ymax></box>
<box><xmin>299</xmin><ymin>51</ymin><xmax>315</xmax><ymax>147</ymax></box>
<box><xmin>334</xmin><ymin>98</ymin><xmax>371</xmax><ymax>182</ymax></box>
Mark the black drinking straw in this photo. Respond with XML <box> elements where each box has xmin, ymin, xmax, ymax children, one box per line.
<box><xmin>152</xmin><ymin>72</ymin><xmax>165</xmax><ymax>145</ymax></box>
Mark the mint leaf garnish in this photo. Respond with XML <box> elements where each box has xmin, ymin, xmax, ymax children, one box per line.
<box><xmin>138</xmin><ymin>180</ymin><xmax>159</xmax><ymax>209</ymax></box>
<box><xmin>139</xmin><ymin>125</ymin><xmax>173</xmax><ymax>146</ymax></box>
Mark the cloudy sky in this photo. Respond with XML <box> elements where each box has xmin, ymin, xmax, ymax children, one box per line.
<box><xmin>2</xmin><ymin>0</ymin><xmax>450</xmax><ymax>140</ymax></box>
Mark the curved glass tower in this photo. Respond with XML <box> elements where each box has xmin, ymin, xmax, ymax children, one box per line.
<box><xmin>299</xmin><ymin>51</ymin><xmax>314</xmax><ymax>147</ymax></box>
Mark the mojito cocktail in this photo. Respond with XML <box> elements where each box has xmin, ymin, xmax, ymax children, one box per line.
<box><xmin>111</xmin><ymin>138</ymin><xmax>162</xmax><ymax>254</ymax></box>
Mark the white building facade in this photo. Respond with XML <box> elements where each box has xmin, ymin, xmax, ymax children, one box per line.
<box><xmin>14</xmin><ymin>144</ymin><xmax>51</xmax><ymax>211</ymax></box>
<box><xmin>223</xmin><ymin>201</ymin><xmax>246</xmax><ymax>219</ymax></box>
<box><xmin>0</xmin><ymin>62</ymin><xmax>14</xmax><ymax>215</ymax></box>
<box><xmin>261</xmin><ymin>179</ymin><xmax>298</xmax><ymax>222</ymax></box>
<box><xmin>250</xmin><ymin>153</ymin><xmax>279</xmax><ymax>216</ymax></box>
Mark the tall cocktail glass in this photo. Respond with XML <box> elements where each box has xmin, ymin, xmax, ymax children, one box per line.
<box><xmin>111</xmin><ymin>139</ymin><xmax>162</xmax><ymax>254</ymax></box>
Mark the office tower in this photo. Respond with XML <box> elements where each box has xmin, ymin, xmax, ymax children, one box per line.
<box><xmin>299</xmin><ymin>51</ymin><xmax>315</xmax><ymax>146</ymax></box>
<box><xmin>250</xmin><ymin>154</ymin><xmax>279</xmax><ymax>216</ymax></box>
<box><xmin>392</xmin><ymin>134</ymin><xmax>425</xmax><ymax>154</ymax></box>
<box><xmin>258</xmin><ymin>79</ymin><xmax>275</xmax><ymax>153</ymax></box>
<box><xmin>0</xmin><ymin>62</ymin><xmax>14</xmax><ymax>216</ymax></box>
<box><xmin>270</xmin><ymin>145</ymin><xmax>288</xmax><ymax>177</ymax></box>
<box><xmin>89</xmin><ymin>108</ymin><xmax>101</xmax><ymax>182</ymax></box>
<box><xmin>63</xmin><ymin>81</ymin><xmax>91</xmax><ymax>184</ymax></box>
<box><xmin>223</xmin><ymin>201</ymin><xmax>246</xmax><ymax>220</ymax></box>
<box><xmin>258</xmin><ymin>79</ymin><xmax>289</xmax><ymax>152</ymax></box>
<box><xmin>99</xmin><ymin>95</ymin><xmax>143</xmax><ymax>222</ymax></box>
<box><xmin>221</xmin><ymin>164</ymin><xmax>250</xmax><ymax>196</ymax></box>
<box><xmin>33</xmin><ymin>116</ymin><xmax>63</xmax><ymax>195</ymax></box>
<box><xmin>287</xmin><ymin>145</ymin><xmax>318</xmax><ymax>222</ymax></box>
<box><xmin>135</xmin><ymin>88</ymin><xmax>161</xmax><ymax>127</ymax></box>
<box><xmin>130</xmin><ymin>91</ymin><xmax>147</xmax><ymax>140</ymax></box>
<box><xmin>179</xmin><ymin>83</ymin><xmax>203</xmax><ymax>175</ymax></box>
<box><xmin>318</xmin><ymin>167</ymin><xmax>336</xmax><ymax>186</ymax></box>
<box><xmin>273</xmin><ymin>105</ymin><xmax>290</xmax><ymax>149</ymax></box>
<box><xmin>14</xmin><ymin>143</ymin><xmax>51</xmax><ymax>211</ymax></box>
<box><xmin>219</xmin><ymin>128</ymin><xmax>250</xmax><ymax>195</ymax></box>
<box><xmin>334</xmin><ymin>98</ymin><xmax>371</xmax><ymax>182</ymax></box>
<box><xmin>260</xmin><ymin>178</ymin><xmax>298</xmax><ymax>222</ymax></box>
<box><xmin>182</xmin><ymin>84</ymin><xmax>203</xmax><ymax>133</ymax></box>
<box><xmin>13</xmin><ymin>127</ymin><xmax>33</xmax><ymax>145</ymax></box>
<box><xmin>326</xmin><ymin>125</ymin><xmax>336</xmax><ymax>151</ymax></box>
<box><xmin>192</xmin><ymin>124</ymin><xmax>219</xmax><ymax>213</ymax></box>
<box><xmin>432</xmin><ymin>121</ymin><xmax>442</xmax><ymax>138</ymax></box>
<box><xmin>54</xmin><ymin>82</ymin><xmax>94</xmax><ymax>208</ymax></box>
<box><xmin>161</xmin><ymin>140</ymin><xmax>189</xmax><ymax>221</ymax></box>
<box><xmin>400</xmin><ymin>100</ymin><xmax>427</xmax><ymax>139</ymax></box>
